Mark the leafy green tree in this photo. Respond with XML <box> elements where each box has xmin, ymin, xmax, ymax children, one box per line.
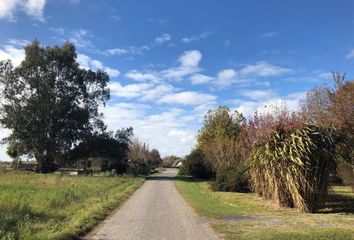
<box><xmin>0</xmin><ymin>41</ymin><xmax>109</xmax><ymax>172</ymax></box>
<box><xmin>195</xmin><ymin>106</ymin><xmax>249</xmax><ymax>191</ymax></box>
<box><xmin>150</xmin><ymin>149</ymin><xmax>162</xmax><ymax>168</ymax></box>
<box><xmin>180</xmin><ymin>148</ymin><xmax>212</xmax><ymax>179</ymax></box>
<box><xmin>197</xmin><ymin>106</ymin><xmax>245</xmax><ymax>148</ymax></box>
<box><xmin>196</xmin><ymin>106</ymin><xmax>245</xmax><ymax>170</ymax></box>
<box><xmin>68</xmin><ymin>128</ymin><xmax>133</xmax><ymax>171</ymax></box>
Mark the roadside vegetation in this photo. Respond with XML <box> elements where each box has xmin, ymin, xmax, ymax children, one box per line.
<box><xmin>0</xmin><ymin>41</ymin><xmax>162</xmax><ymax>175</ymax></box>
<box><xmin>180</xmin><ymin>73</ymin><xmax>354</xmax><ymax>212</ymax></box>
<box><xmin>0</xmin><ymin>41</ymin><xmax>162</xmax><ymax>239</ymax></box>
<box><xmin>178</xmin><ymin>73</ymin><xmax>353</xmax><ymax>238</ymax></box>
<box><xmin>175</xmin><ymin>177</ymin><xmax>354</xmax><ymax>240</ymax></box>
<box><xmin>0</xmin><ymin>172</ymin><xmax>144</xmax><ymax>240</ymax></box>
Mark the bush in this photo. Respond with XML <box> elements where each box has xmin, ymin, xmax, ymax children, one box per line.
<box><xmin>202</xmin><ymin>137</ymin><xmax>251</xmax><ymax>191</ymax></box>
<box><xmin>336</xmin><ymin>162</ymin><xmax>354</xmax><ymax>192</ymax></box>
<box><xmin>179</xmin><ymin>149</ymin><xmax>212</xmax><ymax>179</ymax></box>
<box><xmin>249</xmin><ymin>123</ymin><xmax>337</xmax><ymax>212</ymax></box>
<box><xmin>211</xmin><ymin>164</ymin><xmax>249</xmax><ymax>192</ymax></box>
<box><xmin>127</xmin><ymin>162</ymin><xmax>150</xmax><ymax>176</ymax></box>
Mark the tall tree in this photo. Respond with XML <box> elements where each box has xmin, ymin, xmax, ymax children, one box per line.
<box><xmin>196</xmin><ymin>106</ymin><xmax>245</xmax><ymax>174</ymax></box>
<box><xmin>197</xmin><ymin>106</ymin><xmax>245</xmax><ymax>148</ymax></box>
<box><xmin>0</xmin><ymin>41</ymin><xmax>109</xmax><ymax>172</ymax></box>
<box><xmin>68</xmin><ymin>128</ymin><xmax>134</xmax><ymax>169</ymax></box>
<box><xmin>128</xmin><ymin>138</ymin><xmax>150</xmax><ymax>164</ymax></box>
<box><xmin>150</xmin><ymin>149</ymin><xmax>162</xmax><ymax>168</ymax></box>
<box><xmin>300</xmin><ymin>84</ymin><xmax>332</xmax><ymax>127</ymax></box>
<box><xmin>300</xmin><ymin>72</ymin><xmax>353</xmax><ymax>162</ymax></box>
<box><xmin>331</xmin><ymin>79</ymin><xmax>354</xmax><ymax>162</ymax></box>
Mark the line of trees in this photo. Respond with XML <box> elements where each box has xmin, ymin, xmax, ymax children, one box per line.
<box><xmin>180</xmin><ymin>74</ymin><xmax>353</xmax><ymax>212</ymax></box>
<box><xmin>0</xmin><ymin>41</ymin><xmax>161</xmax><ymax>173</ymax></box>
<box><xmin>128</xmin><ymin>138</ymin><xmax>162</xmax><ymax>175</ymax></box>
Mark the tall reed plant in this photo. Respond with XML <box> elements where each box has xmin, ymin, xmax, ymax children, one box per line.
<box><xmin>249</xmin><ymin>124</ymin><xmax>337</xmax><ymax>212</ymax></box>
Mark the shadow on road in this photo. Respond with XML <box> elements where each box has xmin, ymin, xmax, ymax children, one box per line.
<box><xmin>146</xmin><ymin>175</ymin><xmax>206</xmax><ymax>183</ymax></box>
<box><xmin>146</xmin><ymin>176</ymin><xmax>175</xmax><ymax>181</ymax></box>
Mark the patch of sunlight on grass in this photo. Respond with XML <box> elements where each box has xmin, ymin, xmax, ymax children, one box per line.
<box><xmin>175</xmin><ymin>177</ymin><xmax>354</xmax><ymax>240</ymax></box>
<box><xmin>0</xmin><ymin>172</ymin><xmax>144</xmax><ymax>239</ymax></box>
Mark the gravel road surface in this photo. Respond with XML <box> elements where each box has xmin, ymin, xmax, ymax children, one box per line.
<box><xmin>88</xmin><ymin>168</ymin><xmax>219</xmax><ymax>240</ymax></box>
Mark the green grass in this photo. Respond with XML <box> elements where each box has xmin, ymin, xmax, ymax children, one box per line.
<box><xmin>175</xmin><ymin>177</ymin><xmax>354</xmax><ymax>240</ymax></box>
<box><xmin>0</xmin><ymin>171</ymin><xmax>144</xmax><ymax>240</ymax></box>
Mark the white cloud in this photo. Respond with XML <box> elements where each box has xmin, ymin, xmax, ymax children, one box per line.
<box><xmin>167</xmin><ymin>129</ymin><xmax>194</xmax><ymax>144</ymax></box>
<box><xmin>154</xmin><ymin>33</ymin><xmax>171</xmax><ymax>45</ymax></box>
<box><xmin>120</xmin><ymin>50</ymin><xmax>203</xmax><ymax>83</ymax></box>
<box><xmin>0</xmin><ymin>0</ymin><xmax>18</xmax><ymax>20</ymax></box>
<box><xmin>100</xmin><ymin>104</ymin><xmax>196</xmax><ymax>156</ymax></box>
<box><xmin>7</xmin><ymin>38</ymin><xmax>30</xmax><ymax>46</ymax></box>
<box><xmin>105</xmin><ymin>48</ymin><xmax>128</xmax><ymax>55</ymax></box>
<box><xmin>23</xmin><ymin>0</ymin><xmax>45</xmax><ymax>20</ymax></box>
<box><xmin>66</xmin><ymin>28</ymin><xmax>93</xmax><ymax>49</ymax></box>
<box><xmin>49</xmin><ymin>27</ymin><xmax>65</xmax><ymax>35</ymax></box>
<box><xmin>77</xmin><ymin>53</ymin><xmax>120</xmax><ymax>77</ymax></box>
<box><xmin>125</xmin><ymin>70</ymin><xmax>160</xmax><ymax>83</ymax></box>
<box><xmin>345</xmin><ymin>49</ymin><xmax>354</xmax><ymax>59</ymax></box>
<box><xmin>0</xmin><ymin>0</ymin><xmax>46</xmax><ymax>21</ymax></box>
<box><xmin>234</xmin><ymin>91</ymin><xmax>306</xmax><ymax>117</ymax></box>
<box><xmin>104</xmin><ymin>33</ymin><xmax>171</xmax><ymax>57</ymax></box>
<box><xmin>104</xmin><ymin>46</ymin><xmax>149</xmax><ymax>56</ymax></box>
<box><xmin>159</xmin><ymin>91</ymin><xmax>216</xmax><ymax>106</ymax></box>
<box><xmin>284</xmin><ymin>71</ymin><xmax>333</xmax><ymax>83</ymax></box>
<box><xmin>109</xmin><ymin>82</ymin><xmax>153</xmax><ymax>98</ymax></box>
<box><xmin>181</xmin><ymin>32</ymin><xmax>213</xmax><ymax>43</ymax></box>
<box><xmin>110</xmin><ymin>15</ymin><xmax>121</xmax><ymax>21</ymax></box>
<box><xmin>109</xmin><ymin>81</ymin><xmax>175</xmax><ymax>101</ymax></box>
<box><xmin>179</xmin><ymin>50</ymin><xmax>201</xmax><ymax>67</ymax></box>
<box><xmin>0</xmin><ymin>45</ymin><xmax>120</xmax><ymax>78</ymax></box>
<box><xmin>122</xmin><ymin>51</ymin><xmax>293</xmax><ymax>91</ymax></box>
<box><xmin>0</xmin><ymin>45</ymin><xmax>25</xmax><ymax>67</ymax></box>
<box><xmin>50</xmin><ymin>27</ymin><xmax>100</xmax><ymax>51</ymax></box>
<box><xmin>159</xmin><ymin>50</ymin><xmax>202</xmax><ymax>81</ymax></box>
<box><xmin>140</xmin><ymin>84</ymin><xmax>174</xmax><ymax>100</ymax></box>
<box><xmin>190</xmin><ymin>74</ymin><xmax>214</xmax><ymax>85</ymax></box>
<box><xmin>240</xmin><ymin>61</ymin><xmax>292</xmax><ymax>77</ymax></box>
<box><xmin>316</xmin><ymin>72</ymin><xmax>332</xmax><ymax>79</ymax></box>
<box><xmin>261</xmin><ymin>31</ymin><xmax>279</xmax><ymax>38</ymax></box>
<box><xmin>239</xmin><ymin>89</ymin><xmax>275</xmax><ymax>100</ymax></box>
<box><xmin>214</xmin><ymin>69</ymin><xmax>237</xmax><ymax>88</ymax></box>
<box><xmin>255</xmin><ymin>81</ymin><xmax>271</xmax><ymax>87</ymax></box>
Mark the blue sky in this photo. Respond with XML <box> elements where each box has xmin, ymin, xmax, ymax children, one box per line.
<box><xmin>0</xmin><ymin>0</ymin><xmax>354</xmax><ymax>159</ymax></box>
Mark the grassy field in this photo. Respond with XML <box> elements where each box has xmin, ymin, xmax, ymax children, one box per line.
<box><xmin>175</xmin><ymin>177</ymin><xmax>354</xmax><ymax>240</ymax></box>
<box><xmin>0</xmin><ymin>171</ymin><xmax>144</xmax><ymax>240</ymax></box>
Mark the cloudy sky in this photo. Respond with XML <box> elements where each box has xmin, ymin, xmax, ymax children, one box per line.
<box><xmin>0</xmin><ymin>0</ymin><xmax>354</xmax><ymax>160</ymax></box>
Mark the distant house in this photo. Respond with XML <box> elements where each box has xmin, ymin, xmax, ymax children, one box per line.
<box><xmin>173</xmin><ymin>159</ymin><xmax>183</xmax><ymax>168</ymax></box>
<box><xmin>176</xmin><ymin>161</ymin><xmax>183</xmax><ymax>168</ymax></box>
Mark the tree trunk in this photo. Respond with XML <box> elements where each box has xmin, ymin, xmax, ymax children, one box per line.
<box><xmin>35</xmin><ymin>154</ymin><xmax>55</xmax><ymax>173</ymax></box>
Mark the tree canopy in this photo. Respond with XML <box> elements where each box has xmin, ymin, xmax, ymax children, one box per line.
<box><xmin>197</xmin><ymin>106</ymin><xmax>245</xmax><ymax>148</ymax></box>
<box><xmin>0</xmin><ymin>41</ymin><xmax>110</xmax><ymax>172</ymax></box>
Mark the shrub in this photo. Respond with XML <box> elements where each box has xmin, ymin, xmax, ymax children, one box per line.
<box><xmin>211</xmin><ymin>164</ymin><xmax>249</xmax><ymax>192</ymax></box>
<box><xmin>249</xmin><ymin>123</ymin><xmax>337</xmax><ymax>212</ymax></box>
<box><xmin>179</xmin><ymin>149</ymin><xmax>212</xmax><ymax>179</ymax></box>
<box><xmin>336</xmin><ymin>162</ymin><xmax>354</xmax><ymax>192</ymax></box>
<box><xmin>202</xmin><ymin>137</ymin><xmax>250</xmax><ymax>191</ymax></box>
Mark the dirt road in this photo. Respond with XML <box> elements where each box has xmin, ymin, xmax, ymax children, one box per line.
<box><xmin>88</xmin><ymin>168</ymin><xmax>218</xmax><ymax>240</ymax></box>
